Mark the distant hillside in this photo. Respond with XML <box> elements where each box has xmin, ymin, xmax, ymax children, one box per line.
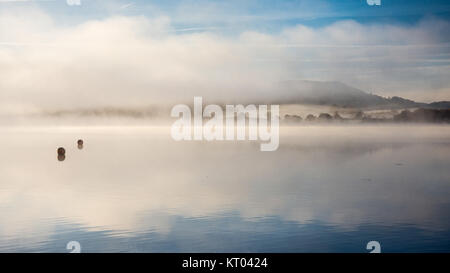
<box><xmin>394</xmin><ymin>108</ymin><xmax>450</xmax><ymax>123</ymax></box>
<box><xmin>275</xmin><ymin>80</ymin><xmax>448</xmax><ymax>109</ymax></box>
<box><xmin>38</xmin><ymin>80</ymin><xmax>450</xmax><ymax>119</ymax></box>
<box><xmin>428</xmin><ymin>101</ymin><xmax>450</xmax><ymax>109</ymax></box>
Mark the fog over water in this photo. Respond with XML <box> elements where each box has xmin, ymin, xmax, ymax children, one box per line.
<box><xmin>1</xmin><ymin>0</ymin><xmax>449</xmax><ymax>253</ymax></box>
<box><xmin>0</xmin><ymin>124</ymin><xmax>449</xmax><ymax>252</ymax></box>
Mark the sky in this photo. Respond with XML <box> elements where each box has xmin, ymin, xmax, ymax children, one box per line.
<box><xmin>0</xmin><ymin>0</ymin><xmax>449</xmax><ymax>114</ymax></box>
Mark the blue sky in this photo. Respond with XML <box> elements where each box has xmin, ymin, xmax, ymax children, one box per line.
<box><xmin>0</xmin><ymin>0</ymin><xmax>449</xmax><ymax>110</ymax></box>
<box><xmin>2</xmin><ymin>0</ymin><xmax>450</xmax><ymax>32</ymax></box>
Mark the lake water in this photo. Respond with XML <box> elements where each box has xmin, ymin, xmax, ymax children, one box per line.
<box><xmin>0</xmin><ymin>125</ymin><xmax>449</xmax><ymax>252</ymax></box>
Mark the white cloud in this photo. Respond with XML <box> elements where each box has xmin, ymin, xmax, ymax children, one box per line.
<box><xmin>0</xmin><ymin>7</ymin><xmax>449</xmax><ymax>114</ymax></box>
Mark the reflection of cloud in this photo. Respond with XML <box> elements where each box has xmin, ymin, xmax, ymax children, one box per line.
<box><xmin>0</xmin><ymin>125</ymin><xmax>449</xmax><ymax>246</ymax></box>
<box><xmin>0</xmin><ymin>8</ymin><xmax>449</xmax><ymax>115</ymax></box>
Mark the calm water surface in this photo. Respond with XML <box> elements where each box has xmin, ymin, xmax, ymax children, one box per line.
<box><xmin>0</xmin><ymin>125</ymin><xmax>449</xmax><ymax>252</ymax></box>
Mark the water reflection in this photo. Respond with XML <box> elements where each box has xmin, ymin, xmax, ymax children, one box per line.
<box><xmin>0</xmin><ymin>125</ymin><xmax>449</xmax><ymax>252</ymax></box>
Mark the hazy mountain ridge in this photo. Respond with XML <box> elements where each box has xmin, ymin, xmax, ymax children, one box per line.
<box><xmin>33</xmin><ymin>80</ymin><xmax>449</xmax><ymax>120</ymax></box>
<box><xmin>276</xmin><ymin>80</ymin><xmax>450</xmax><ymax>109</ymax></box>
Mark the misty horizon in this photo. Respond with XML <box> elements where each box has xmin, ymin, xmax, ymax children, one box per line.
<box><xmin>1</xmin><ymin>1</ymin><xmax>450</xmax><ymax>116</ymax></box>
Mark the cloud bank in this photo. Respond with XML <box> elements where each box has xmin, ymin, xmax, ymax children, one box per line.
<box><xmin>0</xmin><ymin>7</ymin><xmax>449</xmax><ymax>115</ymax></box>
